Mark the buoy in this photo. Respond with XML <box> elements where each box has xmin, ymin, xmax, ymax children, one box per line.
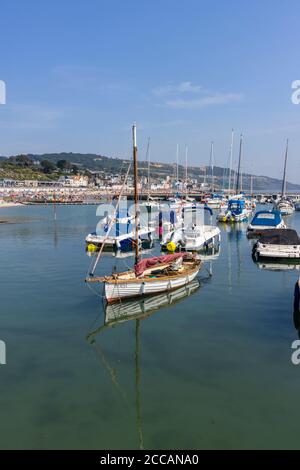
<box><xmin>166</xmin><ymin>241</ymin><xmax>177</xmax><ymax>252</ymax></box>
<box><xmin>87</xmin><ymin>243</ymin><xmax>97</xmax><ymax>252</ymax></box>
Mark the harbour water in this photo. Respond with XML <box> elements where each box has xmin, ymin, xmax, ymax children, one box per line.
<box><xmin>0</xmin><ymin>204</ymin><xmax>300</xmax><ymax>449</ymax></box>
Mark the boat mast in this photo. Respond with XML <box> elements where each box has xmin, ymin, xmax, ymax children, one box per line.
<box><xmin>176</xmin><ymin>143</ymin><xmax>179</xmax><ymax>183</ymax></box>
<box><xmin>146</xmin><ymin>137</ymin><xmax>151</xmax><ymax>201</ymax></box>
<box><xmin>236</xmin><ymin>133</ymin><xmax>243</xmax><ymax>194</ymax></box>
<box><xmin>210</xmin><ymin>141</ymin><xmax>214</xmax><ymax>193</ymax></box>
<box><xmin>281</xmin><ymin>139</ymin><xmax>289</xmax><ymax>198</ymax></box>
<box><xmin>185</xmin><ymin>145</ymin><xmax>188</xmax><ymax>200</ymax></box>
<box><xmin>228</xmin><ymin>129</ymin><xmax>234</xmax><ymax>193</ymax></box>
<box><xmin>132</xmin><ymin>124</ymin><xmax>140</xmax><ymax>265</ymax></box>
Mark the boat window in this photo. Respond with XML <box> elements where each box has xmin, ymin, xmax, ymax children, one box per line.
<box><xmin>256</xmin><ymin>214</ymin><xmax>275</xmax><ymax>219</ymax></box>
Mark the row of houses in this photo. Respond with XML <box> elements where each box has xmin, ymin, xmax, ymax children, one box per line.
<box><xmin>0</xmin><ymin>172</ymin><xmax>211</xmax><ymax>190</ymax></box>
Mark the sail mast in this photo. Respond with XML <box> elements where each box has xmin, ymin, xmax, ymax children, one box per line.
<box><xmin>228</xmin><ymin>129</ymin><xmax>234</xmax><ymax>193</ymax></box>
<box><xmin>281</xmin><ymin>139</ymin><xmax>289</xmax><ymax>198</ymax></box>
<box><xmin>185</xmin><ymin>145</ymin><xmax>188</xmax><ymax>200</ymax></box>
<box><xmin>132</xmin><ymin>124</ymin><xmax>140</xmax><ymax>265</ymax></box>
<box><xmin>210</xmin><ymin>141</ymin><xmax>214</xmax><ymax>193</ymax></box>
<box><xmin>236</xmin><ymin>134</ymin><xmax>243</xmax><ymax>194</ymax></box>
<box><xmin>176</xmin><ymin>143</ymin><xmax>179</xmax><ymax>183</ymax></box>
<box><xmin>146</xmin><ymin>137</ymin><xmax>151</xmax><ymax>200</ymax></box>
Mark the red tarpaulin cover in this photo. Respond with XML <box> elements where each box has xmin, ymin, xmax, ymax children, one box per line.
<box><xmin>135</xmin><ymin>253</ymin><xmax>188</xmax><ymax>277</ymax></box>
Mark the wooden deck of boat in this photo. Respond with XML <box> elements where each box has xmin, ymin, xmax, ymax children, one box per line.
<box><xmin>86</xmin><ymin>261</ymin><xmax>201</xmax><ymax>284</ymax></box>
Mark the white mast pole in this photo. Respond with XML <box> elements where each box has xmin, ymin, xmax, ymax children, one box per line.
<box><xmin>228</xmin><ymin>129</ymin><xmax>234</xmax><ymax>193</ymax></box>
<box><xmin>210</xmin><ymin>141</ymin><xmax>214</xmax><ymax>193</ymax></box>
<box><xmin>146</xmin><ymin>137</ymin><xmax>150</xmax><ymax>200</ymax></box>
<box><xmin>176</xmin><ymin>143</ymin><xmax>179</xmax><ymax>183</ymax></box>
<box><xmin>185</xmin><ymin>145</ymin><xmax>188</xmax><ymax>200</ymax></box>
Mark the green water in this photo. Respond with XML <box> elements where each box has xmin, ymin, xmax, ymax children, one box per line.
<box><xmin>0</xmin><ymin>204</ymin><xmax>300</xmax><ymax>450</ymax></box>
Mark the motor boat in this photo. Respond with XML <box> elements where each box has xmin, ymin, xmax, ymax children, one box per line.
<box><xmin>218</xmin><ymin>199</ymin><xmax>251</xmax><ymax>223</ymax></box>
<box><xmin>161</xmin><ymin>223</ymin><xmax>220</xmax><ymax>252</ymax></box>
<box><xmin>86</xmin><ymin>225</ymin><xmax>155</xmax><ymax>251</ymax></box>
<box><xmin>253</xmin><ymin>229</ymin><xmax>300</xmax><ymax>259</ymax></box>
<box><xmin>247</xmin><ymin>210</ymin><xmax>286</xmax><ymax>237</ymax></box>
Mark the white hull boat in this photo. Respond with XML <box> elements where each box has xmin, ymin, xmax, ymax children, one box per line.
<box><xmin>161</xmin><ymin>224</ymin><xmax>221</xmax><ymax>252</ymax></box>
<box><xmin>86</xmin><ymin>227</ymin><xmax>155</xmax><ymax>250</ymax></box>
<box><xmin>274</xmin><ymin>199</ymin><xmax>294</xmax><ymax>215</ymax></box>
<box><xmin>87</xmin><ymin>253</ymin><xmax>201</xmax><ymax>303</ymax></box>
<box><xmin>253</xmin><ymin>229</ymin><xmax>300</xmax><ymax>259</ymax></box>
<box><xmin>217</xmin><ymin>199</ymin><xmax>251</xmax><ymax>223</ymax></box>
<box><xmin>104</xmin><ymin>261</ymin><xmax>200</xmax><ymax>302</ymax></box>
<box><xmin>247</xmin><ymin>210</ymin><xmax>286</xmax><ymax>237</ymax></box>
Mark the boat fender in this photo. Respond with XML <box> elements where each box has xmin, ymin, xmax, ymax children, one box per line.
<box><xmin>166</xmin><ymin>241</ymin><xmax>177</xmax><ymax>252</ymax></box>
<box><xmin>87</xmin><ymin>243</ymin><xmax>97</xmax><ymax>252</ymax></box>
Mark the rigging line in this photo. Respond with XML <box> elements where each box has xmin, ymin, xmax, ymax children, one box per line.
<box><xmin>86</xmin><ymin>162</ymin><xmax>132</xmax><ymax>278</ymax></box>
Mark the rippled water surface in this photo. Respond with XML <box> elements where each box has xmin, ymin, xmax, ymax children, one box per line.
<box><xmin>0</xmin><ymin>204</ymin><xmax>300</xmax><ymax>449</ymax></box>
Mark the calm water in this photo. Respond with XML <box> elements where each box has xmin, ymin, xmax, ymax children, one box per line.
<box><xmin>0</xmin><ymin>204</ymin><xmax>300</xmax><ymax>450</ymax></box>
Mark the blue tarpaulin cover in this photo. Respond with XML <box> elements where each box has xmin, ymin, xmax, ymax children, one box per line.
<box><xmin>251</xmin><ymin>210</ymin><xmax>281</xmax><ymax>227</ymax></box>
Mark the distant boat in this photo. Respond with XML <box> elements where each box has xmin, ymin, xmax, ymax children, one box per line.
<box><xmin>294</xmin><ymin>202</ymin><xmax>300</xmax><ymax>211</ymax></box>
<box><xmin>253</xmin><ymin>229</ymin><xmax>300</xmax><ymax>260</ymax></box>
<box><xmin>274</xmin><ymin>139</ymin><xmax>295</xmax><ymax>216</ymax></box>
<box><xmin>275</xmin><ymin>199</ymin><xmax>294</xmax><ymax>216</ymax></box>
<box><xmin>205</xmin><ymin>194</ymin><xmax>225</xmax><ymax>210</ymax></box>
<box><xmin>86</xmin><ymin>124</ymin><xmax>202</xmax><ymax>303</ymax></box>
<box><xmin>218</xmin><ymin>199</ymin><xmax>251</xmax><ymax>223</ymax></box>
<box><xmin>247</xmin><ymin>210</ymin><xmax>286</xmax><ymax>237</ymax></box>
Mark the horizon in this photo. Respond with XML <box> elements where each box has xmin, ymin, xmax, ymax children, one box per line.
<box><xmin>1</xmin><ymin>1</ymin><xmax>300</xmax><ymax>182</ymax></box>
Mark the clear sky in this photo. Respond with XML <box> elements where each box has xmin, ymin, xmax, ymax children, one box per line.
<box><xmin>1</xmin><ymin>0</ymin><xmax>300</xmax><ymax>181</ymax></box>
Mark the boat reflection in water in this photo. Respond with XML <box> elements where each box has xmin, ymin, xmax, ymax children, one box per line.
<box><xmin>86</xmin><ymin>279</ymin><xmax>200</xmax><ymax>449</ymax></box>
<box><xmin>253</xmin><ymin>259</ymin><xmax>300</xmax><ymax>272</ymax></box>
<box><xmin>104</xmin><ymin>279</ymin><xmax>200</xmax><ymax>325</ymax></box>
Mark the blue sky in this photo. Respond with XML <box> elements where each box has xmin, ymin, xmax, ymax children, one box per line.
<box><xmin>1</xmin><ymin>0</ymin><xmax>300</xmax><ymax>181</ymax></box>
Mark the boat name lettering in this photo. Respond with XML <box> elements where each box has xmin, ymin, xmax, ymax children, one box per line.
<box><xmin>291</xmin><ymin>340</ymin><xmax>300</xmax><ymax>365</ymax></box>
<box><xmin>0</xmin><ymin>340</ymin><xmax>6</xmax><ymax>365</ymax></box>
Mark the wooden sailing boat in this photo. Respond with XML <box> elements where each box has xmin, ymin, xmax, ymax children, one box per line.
<box><xmin>86</xmin><ymin>124</ymin><xmax>201</xmax><ymax>303</ymax></box>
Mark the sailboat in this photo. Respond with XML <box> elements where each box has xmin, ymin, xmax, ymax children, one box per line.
<box><xmin>205</xmin><ymin>142</ymin><xmax>225</xmax><ymax>210</ymax></box>
<box><xmin>274</xmin><ymin>139</ymin><xmax>294</xmax><ymax>216</ymax></box>
<box><xmin>86</xmin><ymin>124</ymin><xmax>201</xmax><ymax>303</ymax></box>
<box><xmin>217</xmin><ymin>134</ymin><xmax>251</xmax><ymax>222</ymax></box>
<box><xmin>140</xmin><ymin>138</ymin><xmax>160</xmax><ymax>211</ymax></box>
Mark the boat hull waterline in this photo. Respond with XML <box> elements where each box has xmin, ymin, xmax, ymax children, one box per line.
<box><xmin>104</xmin><ymin>265</ymin><xmax>200</xmax><ymax>303</ymax></box>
